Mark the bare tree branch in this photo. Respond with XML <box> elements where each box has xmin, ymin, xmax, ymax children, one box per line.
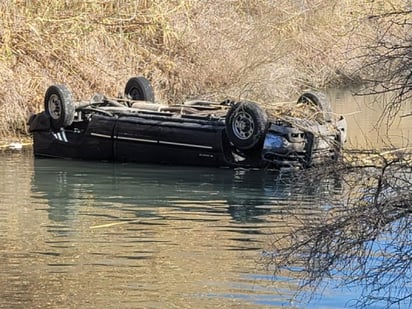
<box><xmin>263</xmin><ymin>152</ymin><xmax>412</xmax><ymax>308</ymax></box>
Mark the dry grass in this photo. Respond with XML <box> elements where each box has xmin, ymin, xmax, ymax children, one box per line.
<box><xmin>0</xmin><ymin>0</ymin><xmax>408</xmax><ymax>139</ymax></box>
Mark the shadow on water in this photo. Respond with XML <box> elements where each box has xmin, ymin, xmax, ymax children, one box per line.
<box><xmin>32</xmin><ymin>158</ymin><xmax>343</xmax><ymax>225</ymax></box>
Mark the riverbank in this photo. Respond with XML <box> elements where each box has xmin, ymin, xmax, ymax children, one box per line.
<box><xmin>0</xmin><ymin>0</ymin><xmax>409</xmax><ymax>139</ymax></box>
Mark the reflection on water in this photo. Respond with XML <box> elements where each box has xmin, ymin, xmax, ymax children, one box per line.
<box><xmin>0</xmin><ymin>151</ymin><xmax>344</xmax><ymax>309</ymax></box>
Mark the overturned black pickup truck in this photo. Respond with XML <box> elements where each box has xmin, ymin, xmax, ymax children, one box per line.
<box><xmin>28</xmin><ymin>76</ymin><xmax>347</xmax><ymax>169</ymax></box>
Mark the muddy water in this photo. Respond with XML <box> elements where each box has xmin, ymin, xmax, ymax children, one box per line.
<box><xmin>329</xmin><ymin>89</ymin><xmax>412</xmax><ymax>149</ymax></box>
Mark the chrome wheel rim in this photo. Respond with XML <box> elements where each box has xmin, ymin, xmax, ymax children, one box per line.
<box><xmin>232</xmin><ymin>111</ymin><xmax>254</xmax><ymax>140</ymax></box>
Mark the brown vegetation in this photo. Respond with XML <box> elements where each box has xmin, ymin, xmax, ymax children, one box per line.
<box><xmin>0</xmin><ymin>0</ymin><xmax>409</xmax><ymax>140</ymax></box>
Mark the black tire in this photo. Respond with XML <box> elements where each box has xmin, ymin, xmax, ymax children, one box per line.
<box><xmin>297</xmin><ymin>91</ymin><xmax>332</xmax><ymax>122</ymax></box>
<box><xmin>225</xmin><ymin>101</ymin><xmax>268</xmax><ymax>150</ymax></box>
<box><xmin>44</xmin><ymin>85</ymin><xmax>75</xmax><ymax>130</ymax></box>
<box><xmin>124</xmin><ymin>76</ymin><xmax>155</xmax><ymax>102</ymax></box>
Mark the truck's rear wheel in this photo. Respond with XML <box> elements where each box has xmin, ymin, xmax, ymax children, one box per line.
<box><xmin>44</xmin><ymin>85</ymin><xmax>75</xmax><ymax>130</ymax></box>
